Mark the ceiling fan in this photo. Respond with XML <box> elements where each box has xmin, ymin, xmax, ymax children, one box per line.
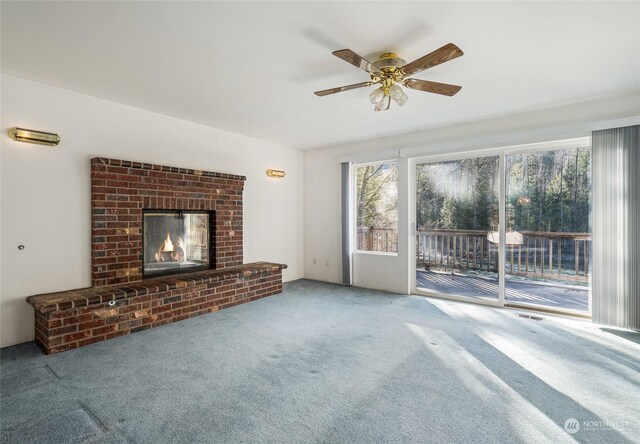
<box><xmin>314</xmin><ymin>43</ymin><xmax>463</xmax><ymax>111</ymax></box>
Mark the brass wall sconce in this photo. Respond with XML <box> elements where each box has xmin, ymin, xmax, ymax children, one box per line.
<box><xmin>266</xmin><ymin>169</ymin><xmax>286</xmax><ymax>178</ymax></box>
<box><xmin>7</xmin><ymin>127</ymin><xmax>61</xmax><ymax>146</ymax></box>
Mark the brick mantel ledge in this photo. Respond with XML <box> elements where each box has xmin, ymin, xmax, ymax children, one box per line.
<box><xmin>91</xmin><ymin>157</ymin><xmax>247</xmax><ymax>181</ymax></box>
<box><xmin>27</xmin><ymin>262</ymin><xmax>286</xmax><ymax>354</ymax></box>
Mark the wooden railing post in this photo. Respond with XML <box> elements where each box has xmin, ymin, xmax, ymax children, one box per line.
<box><xmin>558</xmin><ymin>239</ymin><xmax>562</xmax><ymax>276</ymax></box>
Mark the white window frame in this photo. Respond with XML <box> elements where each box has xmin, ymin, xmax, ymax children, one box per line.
<box><xmin>353</xmin><ymin>159</ymin><xmax>399</xmax><ymax>256</ymax></box>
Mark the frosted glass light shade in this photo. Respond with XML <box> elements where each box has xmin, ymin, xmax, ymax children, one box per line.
<box><xmin>374</xmin><ymin>94</ymin><xmax>391</xmax><ymax>112</ymax></box>
<box><xmin>389</xmin><ymin>84</ymin><xmax>409</xmax><ymax>107</ymax></box>
<box><xmin>369</xmin><ymin>87</ymin><xmax>385</xmax><ymax>104</ymax></box>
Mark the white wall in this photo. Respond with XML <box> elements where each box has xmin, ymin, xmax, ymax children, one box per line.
<box><xmin>0</xmin><ymin>74</ymin><xmax>304</xmax><ymax>347</ymax></box>
<box><xmin>303</xmin><ymin>93</ymin><xmax>640</xmax><ymax>292</ymax></box>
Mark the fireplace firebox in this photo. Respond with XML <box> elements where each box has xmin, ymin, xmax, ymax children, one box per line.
<box><xmin>143</xmin><ymin>210</ymin><xmax>213</xmax><ymax>278</ymax></box>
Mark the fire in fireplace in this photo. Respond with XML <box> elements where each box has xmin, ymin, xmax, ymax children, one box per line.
<box><xmin>143</xmin><ymin>210</ymin><xmax>213</xmax><ymax>278</ymax></box>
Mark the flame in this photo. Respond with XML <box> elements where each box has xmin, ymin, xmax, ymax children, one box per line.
<box><xmin>160</xmin><ymin>233</ymin><xmax>174</xmax><ymax>252</ymax></box>
<box><xmin>154</xmin><ymin>233</ymin><xmax>184</xmax><ymax>263</ymax></box>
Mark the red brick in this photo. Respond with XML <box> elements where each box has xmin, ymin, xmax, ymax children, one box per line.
<box><xmin>93</xmin><ymin>325</ymin><xmax>119</xmax><ymax>336</ymax></box>
<box><xmin>78</xmin><ymin>336</ymin><xmax>106</xmax><ymax>347</ymax></box>
<box><xmin>79</xmin><ymin>319</ymin><xmax>106</xmax><ymax>331</ymax></box>
<box><xmin>50</xmin><ymin>325</ymin><xmax>78</xmax><ymax>336</ymax></box>
<box><xmin>48</xmin><ymin>342</ymin><xmax>79</xmax><ymax>354</ymax></box>
<box><xmin>105</xmin><ymin>330</ymin><xmax>129</xmax><ymax>340</ymax></box>
<box><xmin>63</xmin><ymin>331</ymin><xmax>92</xmax><ymax>343</ymax></box>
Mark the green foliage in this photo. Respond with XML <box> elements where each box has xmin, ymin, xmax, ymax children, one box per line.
<box><xmin>415</xmin><ymin>148</ymin><xmax>591</xmax><ymax>233</ymax></box>
<box><xmin>416</xmin><ymin>156</ymin><xmax>499</xmax><ymax>230</ymax></box>
<box><xmin>508</xmin><ymin>148</ymin><xmax>591</xmax><ymax>233</ymax></box>
<box><xmin>356</xmin><ymin>163</ymin><xmax>398</xmax><ymax>228</ymax></box>
<box><xmin>439</xmin><ymin>197</ymin><xmax>456</xmax><ymax>229</ymax></box>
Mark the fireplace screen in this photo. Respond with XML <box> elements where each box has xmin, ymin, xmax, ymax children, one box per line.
<box><xmin>143</xmin><ymin>210</ymin><xmax>212</xmax><ymax>278</ymax></box>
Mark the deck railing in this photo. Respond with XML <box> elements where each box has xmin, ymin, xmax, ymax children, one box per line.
<box><xmin>416</xmin><ymin>229</ymin><xmax>591</xmax><ymax>283</ymax></box>
<box><xmin>356</xmin><ymin>227</ymin><xmax>591</xmax><ymax>283</ymax></box>
<box><xmin>356</xmin><ymin>227</ymin><xmax>398</xmax><ymax>253</ymax></box>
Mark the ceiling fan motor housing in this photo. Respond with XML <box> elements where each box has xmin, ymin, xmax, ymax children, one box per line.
<box><xmin>373</xmin><ymin>53</ymin><xmax>407</xmax><ymax>71</ymax></box>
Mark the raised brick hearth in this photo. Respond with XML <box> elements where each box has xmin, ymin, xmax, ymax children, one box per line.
<box><xmin>28</xmin><ymin>262</ymin><xmax>285</xmax><ymax>354</ymax></box>
<box><xmin>26</xmin><ymin>158</ymin><xmax>286</xmax><ymax>354</ymax></box>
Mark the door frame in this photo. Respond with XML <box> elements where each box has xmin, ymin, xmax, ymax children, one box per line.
<box><xmin>409</xmin><ymin>149</ymin><xmax>505</xmax><ymax>307</ymax></box>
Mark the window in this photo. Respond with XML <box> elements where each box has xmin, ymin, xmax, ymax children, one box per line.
<box><xmin>355</xmin><ymin>161</ymin><xmax>398</xmax><ymax>253</ymax></box>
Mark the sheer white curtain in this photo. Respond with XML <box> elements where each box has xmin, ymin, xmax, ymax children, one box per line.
<box><xmin>592</xmin><ymin>125</ymin><xmax>640</xmax><ymax>330</ymax></box>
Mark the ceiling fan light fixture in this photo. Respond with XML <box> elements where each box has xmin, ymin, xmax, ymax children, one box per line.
<box><xmin>374</xmin><ymin>94</ymin><xmax>391</xmax><ymax>112</ymax></box>
<box><xmin>369</xmin><ymin>87</ymin><xmax>385</xmax><ymax>104</ymax></box>
<box><xmin>389</xmin><ymin>84</ymin><xmax>409</xmax><ymax>107</ymax></box>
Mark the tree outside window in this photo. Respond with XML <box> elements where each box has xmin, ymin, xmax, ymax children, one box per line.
<box><xmin>355</xmin><ymin>162</ymin><xmax>398</xmax><ymax>253</ymax></box>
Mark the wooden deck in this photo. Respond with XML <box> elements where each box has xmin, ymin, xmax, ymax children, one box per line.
<box><xmin>416</xmin><ymin>270</ymin><xmax>589</xmax><ymax>312</ymax></box>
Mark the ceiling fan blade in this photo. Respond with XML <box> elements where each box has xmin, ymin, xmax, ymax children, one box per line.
<box><xmin>332</xmin><ymin>49</ymin><xmax>382</xmax><ymax>75</ymax></box>
<box><xmin>402</xmin><ymin>43</ymin><xmax>463</xmax><ymax>76</ymax></box>
<box><xmin>314</xmin><ymin>81</ymin><xmax>373</xmax><ymax>97</ymax></box>
<box><xmin>404</xmin><ymin>79</ymin><xmax>462</xmax><ymax>96</ymax></box>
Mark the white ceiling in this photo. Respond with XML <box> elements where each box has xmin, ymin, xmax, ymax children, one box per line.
<box><xmin>2</xmin><ymin>1</ymin><xmax>639</xmax><ymax>150</ymax></box>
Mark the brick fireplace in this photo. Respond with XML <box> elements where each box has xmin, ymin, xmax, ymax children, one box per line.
<box><xmin>27</xmin><ymin>158</ymin><xmax>286</xmax><ymax>354</ymax></box>
<box><xmin>90</xmin><ymin>157</ymin><xmax>244</xmax><ymax>286</ymax></box>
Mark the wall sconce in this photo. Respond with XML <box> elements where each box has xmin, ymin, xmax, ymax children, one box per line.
<box><xmin>266</xmin><ymin>169</ymin><xmax>286</xmax><ymax>178</ymax></box>
<box><xmin>7</xmin><ymin>127</ymin><xmax>61</xmax><ymax>146</ymax></box>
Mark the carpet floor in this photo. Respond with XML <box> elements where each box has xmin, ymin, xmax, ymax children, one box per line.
<box><xmin>1</xmin><ymin>279</ymin><xmax>639</xmax><ymax>443</ymax></box>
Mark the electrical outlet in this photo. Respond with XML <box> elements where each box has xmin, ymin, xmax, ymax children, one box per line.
<box><xmin>313</xmin><ymin>258</ymin><xmax>318</xmax><ymax>265</ymax></box>
<box><xmin>325</xmin><ymin>259</ymin><xmax>330</xmax><ymax>267</ymax></box>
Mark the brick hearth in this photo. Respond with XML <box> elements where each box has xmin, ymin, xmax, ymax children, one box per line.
<box><xmin>27</xmin><ymin>262</ymin><xmax>285</xmax><ymax>354</ymax></box>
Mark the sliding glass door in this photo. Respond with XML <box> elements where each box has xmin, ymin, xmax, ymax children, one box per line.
<box><xmin>504</xmin><ymin>147</ymin><xmax>591</xmax><ymax>313</ymax></box>
<box><xmin>412</xmin><ymin>140</ymin><xmax>591</xmax><ymax>314</ymax></box>
<box><xmin>415</xmin><ymin>155</ymin><xmax>501</xmax><ymax>303</ymax></box>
